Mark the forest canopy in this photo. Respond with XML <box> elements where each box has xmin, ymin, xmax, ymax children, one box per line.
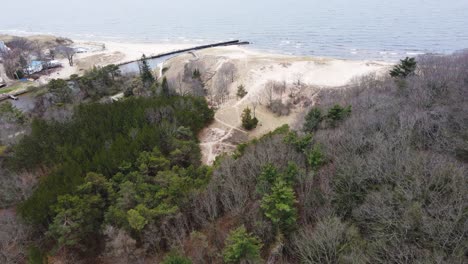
<box><xmin>1</xmin><ymin>52</ymin><xmax>467</xmax><ymax>264</ymax></box>
<box><xmin>10</xmin><ymin>96</ymin><xmax>213</xmax><ymax>227</ymax></box>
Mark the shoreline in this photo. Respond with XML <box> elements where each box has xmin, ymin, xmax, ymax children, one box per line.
<box><xmin>49</xmin><ymin>38</ymin><xmax>393</xmax><ymax>82</ymax></box>
<box><xmin>0</xmin><ymin>34</ymin><xmax>395</xmax><ymax>97</ymax></box>
<box><xmin>0</xmin><ymin>32</ymin><xmax>410</xmax><ymax>62</ymax></box>
<box><xmin>0</xmin><ymin>34</ymin><xmax>394</xmax><ymax>103</ymax></box>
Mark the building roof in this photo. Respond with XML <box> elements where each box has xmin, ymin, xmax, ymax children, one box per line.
<box><xmin>30</xmin><ymin>61</ymin><xmax>43</xmax><ymax>67</ymax></box>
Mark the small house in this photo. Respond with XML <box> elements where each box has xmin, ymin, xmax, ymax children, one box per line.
<box><xmin>24</xmin><ymin>60</ymin><xmax>43</xmax><ymax>75</ymax></box>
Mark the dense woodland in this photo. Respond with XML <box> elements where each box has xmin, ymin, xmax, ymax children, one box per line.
<box><xmin>0</xmin><ymin>52</ymin><xmax>467</xmax><ymax>264</ymax></box>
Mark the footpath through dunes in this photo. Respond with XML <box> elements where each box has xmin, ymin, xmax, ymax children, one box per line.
<box><xmin>163</xmin><ymin>46</ymin><xmax>393</xmax><ymax>164</ymax></box>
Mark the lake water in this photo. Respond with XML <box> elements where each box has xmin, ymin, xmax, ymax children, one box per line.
<box><xmin>1</xmin><ymin>0</ymin><xmax>467</xmax><ymax>60</ymax></box>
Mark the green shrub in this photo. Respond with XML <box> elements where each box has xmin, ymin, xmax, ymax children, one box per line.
<box><xmin>284</xmin><ymin>131</ymin><xmax>312</xmax><ymax>152</ymax></box>
<box><xmin>303</xmin><ymin>107</ymin><xmax>323</xmax><ymax>132</ymax></box>
<box><xmin>326</xmin><ymin>104</ymin><xmax>351</xmax><ymax>127</ymax></box>
<box><xmin>306</xmin><ymin>144</ymin><xmax>325</xmax><ymax>170</ymax></box>
<box><xmin>162</xmin><ymin>252</ymin><xmax>192</xmax><ymax>264</ymax></box>
<box><xmin>223</xmin><ymin>226</ymin><xmax>263</xmax><ymax>264</ymax></box>
<box><xmin>241</xmin><ymin>107</ymin><xmax>258</xmax><ymax>130</ymax></box>
<box><xmin>27</xmin><ymin>246</ymin><xmax>45</xmax><ymax>264</ymax></box>
<box><xmin>192</xmin><ymin>69</ymin><xmax>201</xmax><ymax>79</ymax></box>
<box><xmin>0</xmin><ymin>101</ymin><xmax>26</xmax><ymax>124</ymax></box>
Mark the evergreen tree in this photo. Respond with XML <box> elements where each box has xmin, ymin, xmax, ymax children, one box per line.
<box><xmin>47</xmin><ymin>173</ymin><xmax>112</xmax><ymax>249</ymax></box>
<box><xmin>127</xmin><ymin>208</ymin><xmax>148</xmax><ymax>231</ymax></box>
<box><xmin>192</xmin><ymin>69</ymin><xmax>201</xmax><ymax>79</ymax></box>
<box><xmin>261</xmin><ymin>179</ymin><xmax>298</xmax><ymax>234</ymax></box>
<box><xmin>390</xmin><ymin>57</ymin><xmax>417</xmax><ymax>78</ymax></box>
<box><xmin>140</xmin><ymin>54</ymin><xmax>155</xmax><ymax>86</ymax></box>
<box><xmin>256</xmin><ymin>164</ymin><xmax>280</xmax><ymax>195</ymax></box>
<box><xmin>303</xmin><ymin>107</ymin><xmax>323</xmax><ymax>132</ymax></box>
<box><xmin>47</xmin><ymin>194</ymin><xmax>104</xmax><ymax>249</ymax></box>
<box><xmin>236</xmin><ymin>84</ymin><xmax>247</xmax><ymax>99</ymax></box>
<box><xmin>48</xmin><ymin>79</ymin><xmax>72</xmax><ymax>104</ymax></box>
<box><xmin>223</xmin><ymin>226</ymin><xmax>263</xmax><ymax>264</ymax></box>
<box><xmin>161</xmin><ymin>76</ymin><xmax>170</xmax><ymax>96</ymax></box>
<box><xmin>326</xmin><ymin>104</ymin><xmax>351</xmax><ymax>127</ymax></box>
<box><xmin>241</xmin><ymin>107</ymin><xmax>258</xmax><ymax>130</ymax></box>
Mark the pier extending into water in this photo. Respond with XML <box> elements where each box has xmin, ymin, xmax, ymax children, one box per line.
<box><xmin>118</xmin><ymin>40</ymin><xmax>249</xmax><ymax>67</ymax></box>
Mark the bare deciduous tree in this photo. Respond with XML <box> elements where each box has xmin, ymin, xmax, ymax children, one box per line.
<box><xmin>251</xmin><ymin>95</ymin><xmax>260</xmax><ymax>118</ymax></box>
<box><xmin>57</xmin><ymin>46</ymin><xmax>76</xmax><ymax>66</ymax></box>
<box><xmin>294</xmin><ymin>72</ymin><xmax>303</xmax><ymax>86</ymax></box>
<box><xmin>219</xmin><ymin>62</ymin><xmax>237</xmax><ymax>83</ymax></box>
<box><xmin>264</xmin><ymin>80</ymin><xmax>276</xmax><ymax>106</ymax></box>
<box><xmin>214</xmin><ymin>72</ymin><xmax>229</xmax><ymax>104</ymax></box>
<box><xmin>273</xmin><ymin>80</ymin><xmax>287</xmax><ymax>100</ymax></box>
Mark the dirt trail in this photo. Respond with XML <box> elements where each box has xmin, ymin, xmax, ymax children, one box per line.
<box><xmin>200</xmin><ymin>108</ymin><xmax>247</xmax><ymax>164</ymax></box>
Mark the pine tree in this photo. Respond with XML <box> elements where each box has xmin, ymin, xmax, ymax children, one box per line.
<box><xmin>390</xmin><ymin>57</ymin><xmax>417</xmax><ymax>78</ymax></box>
<box><xmin>223</xmin><ymin>226</ymin><xmax>263</xmax><ymax>264</ymax></box>
<box><xmin>326</xmin><ymin>104</ymin><xmax>351</xmax><ymax>127</ymax></box>
<box><xmin>241</xmin><ymin>107</ymin><xmax>258</xmax><ymax>130</ymax></box>
<box><xmin>236</xmin><ymin>85</ymin><xmax>247</xmax><ymax>99</ymax></box>
<box><xmin>161</xmin><ymin>76</ymin><xmax>170</xmax><ymax>96</ymax></box>
<box><xmin>140</xmin><ymin>54</ymin><xmax>155</xmax><ymax>86</ymax></box>
<box><xmin>261</xmin><ymin>179</ymin><xmax>298</xmax><ymax>234</ymax></box>
<box><xmin>303</xmin><ymin>107</ymin><xmax>322</xmax><ymax>132</ymax></box>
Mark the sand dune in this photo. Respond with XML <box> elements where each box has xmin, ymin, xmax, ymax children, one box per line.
<box><xmin>162</xmin><ymin>46</ymin><xmax>392</xmax><ymax>164</ymax></box>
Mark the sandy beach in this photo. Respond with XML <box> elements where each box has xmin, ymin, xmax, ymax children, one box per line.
<box><xmin>37</xmin><ymin>40</ymin><xmax>197</xmax><ymax>84</ymax></box>
<box><xmin>42</xmin><ymin>39</ymin><xmax>391</xmax><ymax>86</ymax></box>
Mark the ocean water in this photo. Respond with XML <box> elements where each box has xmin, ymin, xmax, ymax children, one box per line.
<box><xmin>0</xmin><ymin>0</ymin><xmax>467</xmax><ymax>61</ymax></box>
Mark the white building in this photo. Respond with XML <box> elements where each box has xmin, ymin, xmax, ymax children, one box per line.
<box><xmin>0</xmin><ymin>41</ymin><xmax>10</xmax><ymax>53</ymax></box>
<box><xmin>24</xmin><ymin>61</ymin><xmax>43</xmax><ymax>75</ymax></box>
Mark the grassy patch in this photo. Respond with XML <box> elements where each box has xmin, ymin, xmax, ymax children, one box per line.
<box><xmin>0</xmin><ymin>81</ymin><xmax>36</xmax><ymax>95</ymax></box>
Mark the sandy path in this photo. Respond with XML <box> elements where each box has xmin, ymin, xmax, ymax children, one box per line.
<box><xmin>200</xmin><ymin>108</ymin><xmax>248</xmax><ymax>164</ymax></box>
